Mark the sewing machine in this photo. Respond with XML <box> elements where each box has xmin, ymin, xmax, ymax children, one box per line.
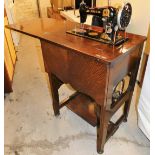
<box><xmin>67</xmin><ymin>0</ymin><xmax>132</xmax><ymax>45</ymax></box>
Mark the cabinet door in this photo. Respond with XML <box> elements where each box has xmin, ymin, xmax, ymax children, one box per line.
<box><xmin>4</xmin><ymin>35</ymin><xmax>14</xmax><ymax>83</ymax></box>
<box><xmin>4</xmin><ymin>16</ymin><xmax>16</xmax><ymax>66</ymax></box>
<box><xmin>4</xmin><ymin>12</ymin><xmax>17</xmax><ymax>93</ymax></box>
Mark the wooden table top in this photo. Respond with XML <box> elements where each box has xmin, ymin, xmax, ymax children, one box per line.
<box><xmin>6</xmin><ymin>18</ymin><xmax>146</xmax><ymax>64</ymax></box>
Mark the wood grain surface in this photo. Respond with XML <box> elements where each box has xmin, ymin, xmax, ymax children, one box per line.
<box><xmin>6</xmin><ymin>18</ymin><xmax>146</xmax><ymax>64</ymax></box>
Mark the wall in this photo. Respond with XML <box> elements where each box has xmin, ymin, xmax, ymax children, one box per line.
<box><xmin>13</xmin><ymin>0</ymin><xmax>51</xmax><ymax>20</ymax></box>
<box><xmin>14</xmin><ymin>0</ymin><xmax>39</xmax><ymax>21</ymax></box>
<box><xmin>51</xmin><ymin>0</ymin><xmax>73</xmax><ymax>11</ymax></box>
<box><xmin>39</xmin><ymin>0</ymin><xmax>51</xmax><ymax>17</ymax></box>
<box><xmin>4</xmin><ymin>0</ymin><xmax>53</xmax><ymax>23</ymax></box>
<box><xmin>96</xmin><ymin>0</ymin><xmax>107</xmax><ymax>6</ymax></box>
<box><xmin>96</xmin><ymin>0</ymin><xmax>150</xmax><ymax>36</ymax></box>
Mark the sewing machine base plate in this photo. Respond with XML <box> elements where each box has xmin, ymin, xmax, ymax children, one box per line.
<box><xmin>67</xmin><ymin>29</ymin><xmax>129</xmax><ymax>46</ymax></box>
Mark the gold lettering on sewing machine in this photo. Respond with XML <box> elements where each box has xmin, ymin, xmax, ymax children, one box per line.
<box><xmin>103</xmin><ymin>9</ymin><xmax>110</xmax><ymax>17</ymax></box>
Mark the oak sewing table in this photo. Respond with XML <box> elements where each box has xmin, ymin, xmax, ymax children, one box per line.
<box><xmin>6</xmin><ymin>18</ymin><xmax>146</xmax><ymax>154</ymax></box>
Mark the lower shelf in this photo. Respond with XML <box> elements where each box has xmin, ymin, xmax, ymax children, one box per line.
<box><xmin>66</xmin><ymin>93</ymin><xmax>97</xmax><ymax>127</ymax></box>
<box><xmin>65</xmin><ymin>92</ymin><xmax>125</xmax><ymax>141</ymax></box>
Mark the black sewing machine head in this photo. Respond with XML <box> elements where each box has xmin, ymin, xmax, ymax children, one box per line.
<box><xmin>67</xmin><ymin>0</ymin><xmax>132</xmax><ymax>46</ymax></box>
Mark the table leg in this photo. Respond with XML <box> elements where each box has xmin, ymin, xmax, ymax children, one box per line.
<box><xmin>123</xmin><ymin>97</ymin><xmax>132</xmax><ymax>122</ymax></box>
<box><xmin>123</xmin><ymin>73</ymin><xmax>137</xmax><ymax>122</ymax></box>
<box><xmin>96</xmin><ymin>104</ymin><xmax>110</xmax><ymax>154</ymax></box>
<box><xmin>123</xmin><ymin>56</ymin><xmax>141</xmax><ymax>122</ymax></box>
<box><xmin>48</xmin><ymin>73</ymin><xmax>63</xmax><ymax>116</ymax></box>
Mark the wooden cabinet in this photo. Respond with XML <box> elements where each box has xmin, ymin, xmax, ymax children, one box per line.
<box><xmin>6</xmin><ymin>19</ymin><xmax>146</xmax><ymax>153</ymax></box>
<box><xmin>4</xmin><ymin>12</ymin><xmax>17</xmax><ymax>93</ymax></box>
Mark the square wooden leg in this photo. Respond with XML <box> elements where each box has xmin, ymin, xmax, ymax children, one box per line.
<box><xmin>123</xmin><ymin>97</ymin><xmax>132</xmax><ymax>122</ymax></box>
<box><xmin>96</xmin><ymin>104</ymin><xmax>110</xmax><ymax>154</ymax></box>
<box><xmin>48</xmin><ymin>73</ymin><xmax>63</xmax><ymax>116</ymax></box>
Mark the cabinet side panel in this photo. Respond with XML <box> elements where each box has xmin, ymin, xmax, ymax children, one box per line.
<box><xmin>41</xmin><ymin>40</ymin><xmax>69</xmax><ymax>82</ymax></box>
<box><xmin>68</xmin><ymin>52</ymin><xmax>108</xmax><ymax>105</ymax></box>
<box><xmin>41</xmin><ymin>40</ymin><xmax>109</xmax><ymax>105</ymax></box>
<box><xmin>110</xmin><ymin>46</ymin><xmax>142</xmax><ymax>86</ymax></box>
<box><xmin>105</xmin><ymin>44</ymin><xmax>144</xmax><ymax>107</ymax></box>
